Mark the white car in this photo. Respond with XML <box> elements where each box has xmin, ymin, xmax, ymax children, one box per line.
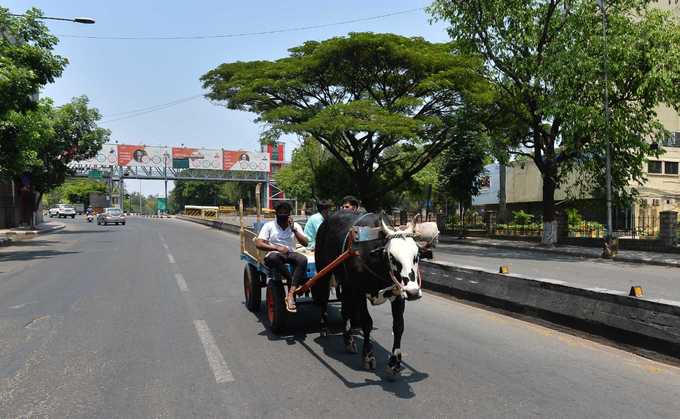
<box><xmin>56</xmin><ymin>204</ymin><xmax>76</xmax><ymax>219</ymax></box>
<box><xmin>48</xmin><ymin>207</ymin><xmax>60</xmax><ymax>218</ymax></box>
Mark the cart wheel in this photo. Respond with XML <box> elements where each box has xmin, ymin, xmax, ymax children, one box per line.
<box><xmin>266</xmin><ymin>282</ymin><xmax>287</xmax><ymax>334</ymax></box>
<box><xmin>243</xmin><ymin>264</ymin><xmax>261</xmax><ymax>312</ymax></box>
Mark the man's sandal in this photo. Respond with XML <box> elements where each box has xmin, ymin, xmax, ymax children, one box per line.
<box><xmin>285</xmin><ymin>294</ymin><xmax>297</xmax><ymax>313</ymax></box>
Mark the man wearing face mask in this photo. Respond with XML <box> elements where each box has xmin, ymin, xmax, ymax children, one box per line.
<box><xmin>255</xmin><ymin>201</ymin><xmax>309</xmax><ymax>313</ymax></box>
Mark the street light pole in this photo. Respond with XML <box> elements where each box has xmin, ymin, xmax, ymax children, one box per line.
<box><xmin>597</xmin><ymin>0</ymin><xmax>613</xmax><ymax>250</ymax></box>
<box><xmin>9</xmin><ymin>13</ymin><xmax>95</xmax><ymax>24</ymax></box>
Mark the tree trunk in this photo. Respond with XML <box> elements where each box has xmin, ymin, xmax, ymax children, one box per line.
<box><xmin>541</xmin><ymin>170</ymin><xmax>557</xmax><ymax>245</ymax></box>
<box><xmin>498</xmin><ymin>163</ymin><xmax>508</xmax><ymax>223</ymax></box>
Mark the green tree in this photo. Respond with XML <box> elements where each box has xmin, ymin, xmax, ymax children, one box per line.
<box><xmin>430</xmin><ymin>0</ymin><xmax>680</xmax><ymax>243</ymax></box>
<box><xmin>46</xmin><ymin>179</ymin><xmax>106</xmax><ymax>207</ymax></box>
<box><xmin>15</xmin><ymin>97</ymin><xmax>109</xmax><ymax>220</ymax></box>
<box><xmin>275</xmin><ymin>138</ymin><xmax>353</xmax><ymax>205</ymax></box>
<box><xmin>0</xmin><ymin>7</ymin><xmax>68</xmax><ymax>176</ymax></box>
<box><xmin>202</xmin><ymin>32</ymin><xmax>493</xmax><ymax>210</ymax></box>
<box><xmin>438</xmin><ymin>123</ymin><xmax>489</xmax><ymax>216</ymax></box>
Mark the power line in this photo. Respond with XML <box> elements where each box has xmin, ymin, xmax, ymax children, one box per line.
<box><xmin>56</xmin><ymin>7</ymin><xmax>425</xmax><ymax>40</ymax></box>
<box><xmin>100</xmin><ymin>95</ymin><xmax>203</xmax><ymax>124</ymax></box>
<box><xmin>104</xmin><ymin>94</ymin><xmax>203</xmax><ymax>117</ymax></box>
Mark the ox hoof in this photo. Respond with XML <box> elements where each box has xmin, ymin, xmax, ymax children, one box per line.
<box><xmin>363</xmin><ymin>354</ymin><xmax>377</xmax><ymax>370</ymax></box>
<box><xmin>345</xmin><ymin>341</ymin><xmax>358</xmax><ymax>354</ymax></box>
<box><xmin>384</xmin><ymin>365</ymin><xmax>402</xmax><ymax>381</ymax></box>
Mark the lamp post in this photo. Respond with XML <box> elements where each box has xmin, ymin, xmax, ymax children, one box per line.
<box><xmin>163</xmin><ymin>151</ymin><xmax>169</xmax><ymax>215</ymax></box>
<box><xmin>597</xmin><ymin>0</ymin><xmax>613</xmax><ymax>252</ymax></box>
<box><xmin>9</xmin><ymin>13</ymin><xmax>95</xmax><ymax>24</ymax></box>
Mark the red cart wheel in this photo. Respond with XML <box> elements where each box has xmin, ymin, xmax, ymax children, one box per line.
<box><xmin>266</xmin><ymin>282</ymin><xmax>286</xmax><ymax>334</ymax></box>
<box><xmin>243</xmin><ymin>264</ymin><xmax>261</xmax><ymax>312</ymax></box>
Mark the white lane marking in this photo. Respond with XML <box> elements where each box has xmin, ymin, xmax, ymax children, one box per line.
<box><xmin>194</xmin><ymin>320</ymin><xmax>234</xmax><ymax>383</ymax></box>
<box><xmin>167</xmin><ymin>253</ymin><xmax>176</xmax><ymax>264</ymax></box>
<box><xmin>162</xmin><ymin>243</ymin><xmax>169</xmax><ymax>250</ymax></box>
<box><xmin>175</xmin><ymin>273</ymin><xmax>188</xmax><ymax>292</ymax></box>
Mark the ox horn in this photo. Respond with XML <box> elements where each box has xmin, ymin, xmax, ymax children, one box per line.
<box><xmin>406</xmin><ymin>213</ymin><xmax>421</xmax><ymax>234</ymax></box>
<box><xmin>380</xmin><ymin>217</ymin><xmax>397</xmax><ymax>236</ymax></box>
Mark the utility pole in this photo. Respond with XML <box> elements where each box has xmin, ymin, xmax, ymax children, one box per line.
<box><xmin>597</xmin><ymin>0</ymin><xmax>614</xmax><ymax>254</ymax></box>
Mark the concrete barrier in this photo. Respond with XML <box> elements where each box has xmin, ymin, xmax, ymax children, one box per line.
<box><xmin>179</xmin><ymin>214</ymin><xmax>680</xmax><ymax>357</ymax></box>
<box><xmin>421</xmin><ymin>260</ymin><xmax>680</xmax><ymax>357</ymax></box>
<box><xmin>176</xmin><ymin>215</ymin><xmax>241</xmax><ymax>235</ymax></box>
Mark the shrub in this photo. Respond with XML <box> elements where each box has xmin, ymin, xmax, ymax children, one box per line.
<box><xmin>512</xmin><ymin>210</ymin><xmax>534</xmax><ymax>225</ymax></box>
<box><xmin>565</xmin><ymin>208</ymin><xmax>584</xmax><ymax>227</ymax></box>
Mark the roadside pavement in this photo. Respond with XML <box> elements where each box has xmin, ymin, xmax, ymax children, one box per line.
<box><xmin>439</xmin><ymin>235</ymin><xmax>680</xmax><ymax>268</ymax></box>
<box><xmin>0</xmin><ymin>221</ymin><xmax>65</xmax><ymax>246</ymax></box>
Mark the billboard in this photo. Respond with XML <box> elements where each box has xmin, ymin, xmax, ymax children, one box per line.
<box><xmin>117</xmin><ymin>145</ymin><xmax>169</xmax><ymax>168</ymax></box>
<box><xmin>223</xmin><ymin>151</ymin><xmax>270</xmax><ymax>172</ymax></box>
<box><xmin>172</xmin><ymin>147</ymin><xmax>223</xmax><ymax>170</ymax></box>
<box><xmin>74</xmin><ymin>144</ymin><xmax>118</xmax><ymax>166</ymax></box>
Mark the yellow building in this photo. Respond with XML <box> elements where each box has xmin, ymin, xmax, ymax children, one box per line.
<box><xmin>637</xmin><ymin>1</ymin><xmax>680</xmax><ymax>217</ymax></box>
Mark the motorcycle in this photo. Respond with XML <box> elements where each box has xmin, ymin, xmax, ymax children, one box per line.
<box><xmin>87</xmin><ymin>213</ymin><xmax>94</xmax><ymax>223</ymax></box>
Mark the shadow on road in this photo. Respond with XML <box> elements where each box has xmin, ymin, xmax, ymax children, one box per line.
<box><xmin>2</xmin><ymin>240</ymin><xmax>52</xmax><ymax>247</ymax></box>
<box><xmin>252</xmin><ymin>302</ymin><xmax>428</xmax><ymax>397</ymax></box>
<box><xmin>0</xmin><ymin>249</ymin><xmax>80</xmax><ymax>262</ymax></box>
<box><xmin>54</xmin><ymin>229</ymin><xmax>112</xmax><ymax>235</ymax></box>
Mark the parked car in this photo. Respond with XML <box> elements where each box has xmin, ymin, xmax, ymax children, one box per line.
<box><xmin>56</xmin><ymin>204</ymin><xmax>76</xmax><ymax>219</ymax></box>
<box><xmin>48</xmin><ymin>207</ymin><xmax>59</xmax><ymax>218</ymax></box>
<box><xmin>97</xmin><ymin>207</ymin><xmax>126</xmax><ymax>226</ymax></box>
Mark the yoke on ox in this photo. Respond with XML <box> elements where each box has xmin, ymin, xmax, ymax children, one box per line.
<box><xmin>296</xmin><ymin>211</ymin><xmax>433</xmax><ymax>378</ymax></box>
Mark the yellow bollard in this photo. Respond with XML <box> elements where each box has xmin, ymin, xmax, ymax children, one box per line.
<box><xmin>499</xmin><ymin>265</ymin><xmax>510</xmax><ymax>274</ymax></box>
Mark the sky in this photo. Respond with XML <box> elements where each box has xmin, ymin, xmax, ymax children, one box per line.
<box><xmin>6</xmin><ymin>1</ymin><xmax>451</xmax><ymax>196</ymax></box>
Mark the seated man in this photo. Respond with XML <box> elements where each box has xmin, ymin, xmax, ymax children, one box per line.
<box><xmin>303</xmin><ymin>199</ymin><xmax>332</xmax><ymax>250</ymax></box>
<box><xmin>255</xmin><ymin>202</ymin><xmax>309</xmax><ymax>313</ymax></box>
<box><xmin>340</xmin><ymin>195</ymin><xmax>360</xmax><ymax>212</ymax></box>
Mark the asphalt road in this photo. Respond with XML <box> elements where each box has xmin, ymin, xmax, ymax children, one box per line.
<box><xmin>1</xmin><ymin>217</ymin><xmax>679</xmax><ymax>418</ymax></box>
<box><xmin>435</xmin><ymin>243</ymin><xmax>680</xmax><ymax>301</ymax></box>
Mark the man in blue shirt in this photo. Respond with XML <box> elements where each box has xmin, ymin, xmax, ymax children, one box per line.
<box><xmin>303</xmin><ymin>199</ymin><xmax>332</xmax><ymax>250</ymax></box>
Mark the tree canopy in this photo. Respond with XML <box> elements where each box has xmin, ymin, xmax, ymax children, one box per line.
<box><xmin>430</xmin><ymin>0</ymin><xmax>680</xmax><ymax>242</ymax></box>
<box><xmin>0</xmin><ymin>8</ymin><xmax>68</xmax><ymax>177</ymax></box>
<box><xmin>202</xmin><ymin>32</ymin><xmax>493</xmax><ymax>210</ymax></box>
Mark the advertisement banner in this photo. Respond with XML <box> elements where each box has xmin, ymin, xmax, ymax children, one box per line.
<box><xmin>117</xmin><ymin>145</ymin><xmax>169</xmax><ymax>168</ymax></box>
<box><xmin>223</xmin><ymin>150</ymin><xmax>270</xmax><ymax>172</ymax></box>
<box><xmin>172</xmin><ymin>147</ymin><xmax>223</xmax><ymax>170</ymax></box>
<box><xmin>73</xmin><ymin>143</ymin><xmax>118</xmax><ymax>167</ymax></box>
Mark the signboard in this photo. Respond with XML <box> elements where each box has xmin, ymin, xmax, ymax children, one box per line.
<box><xmin>157</xmin><ymin>198</ymin><xmax>167</xmax><ymax>212</ymax></box>
<box><xmin>88</xmin><ymin>169</ymin><xmax>102</xmax><ymax>179</ymax></box>
<box><xmin>172</xmin><ymin>147</ymin><xmax>223</xmax><ymax>170</ymax></box>
<box><xmin>223</xmin><ymin>151</ymin><xmax>270</xmax><ymax>172</ymax></box>
<box><xmin>76</xmin><ymin>144</ymin><xmax>118</xmax><ymax>167</ymax></box>
<box><xmin>118</xmin><ymin>145</ymin><xmax>169</xmax><ymax>168</ymax></box>
<box><xmin>71</xmin><ymin>144</ymin><xmax>272</xmax><ymax>173</ymax></box>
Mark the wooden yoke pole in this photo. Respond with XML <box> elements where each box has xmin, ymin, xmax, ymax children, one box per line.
<box><xmin>239</xmin><ymin>198</ymin><xmax>245</xmax><ymax>254</ymax></box>
<box><xmin>294</xmin><ymin>231</ymin><xmax>357</xmax><ymax>296</ymax></box>
<box><xmin>255</xmin><ymin>183</ymin><xmax>262</xmax><ymax>224</ymax></box>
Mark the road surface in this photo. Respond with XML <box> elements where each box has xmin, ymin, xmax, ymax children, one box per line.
<box><xmin>0</xmin><ymin>217</ymin><xmax>678</xmax><ymax>418</ymax></box>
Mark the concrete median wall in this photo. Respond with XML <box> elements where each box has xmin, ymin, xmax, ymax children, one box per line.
<box><xmin>421</xmin><ymin>260</ymin><xmax>680</xmax><ymax>355</ymax></box>
<box><xmin>176</xmin><ymin>215</ymin><xmax>241</xmax><ymax>235</ymax></box>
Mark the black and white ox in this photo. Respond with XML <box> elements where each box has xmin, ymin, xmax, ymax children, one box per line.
<box><xmin>314</xmin><ymin>211</ymin><xmax>430</xmax><ymax>378</ymax></box>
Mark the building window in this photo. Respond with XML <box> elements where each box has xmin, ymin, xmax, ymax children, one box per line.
<box><xmin>665</xmin><ymin>161</ymin><xmax>678</xmax><ymax>175</ymax></box>
<box><xmin>648</xmin><ymin>161</ymin><xmax>662</xmax><ymax>174</ymax></box>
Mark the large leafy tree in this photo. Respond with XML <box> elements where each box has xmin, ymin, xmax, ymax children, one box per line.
<box><xmin>430</xmin><ymin>0</ymin><xmax>680</xmax><ymax>243</ymax></box>
<box><xmin>0</xmin><ymin>7</ymin><xmax>67</xmax><ymax>176</ymax></box>
<box><xmin>45</xmin><ymin>178</ymin><xmax>107</xmax><ymax>207</ymax></box>
<box><xmin>202</xmin><ymin>32</ymin><xmax>493</xmax><ymax>210</ymax></box>
<box><xmin>275</xmin><ymin>138</ymin><xmax>354</xmax><ymax>205</ymax></box>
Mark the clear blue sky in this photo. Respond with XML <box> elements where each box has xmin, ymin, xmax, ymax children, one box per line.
<box><xmin>6</xmin><ymin>1</ymin><xmax>450</xmax><ymax>195</ymax></box>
